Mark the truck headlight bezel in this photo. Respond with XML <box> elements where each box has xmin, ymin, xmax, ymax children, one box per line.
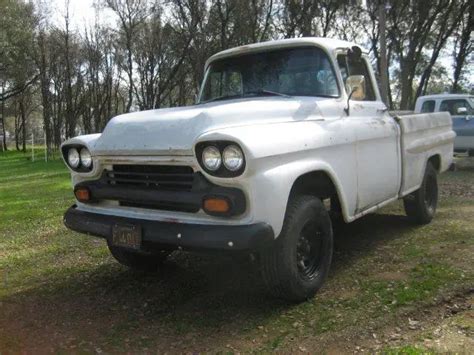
<box><xmin>62</xmin><ymin>145</ymin><xmax>94</xmax><ymax>172</ymax></box>
<box><xmin>196</xmin><ymin>141</ymin><xmax>246</xmax><ymax>177</ymax></box>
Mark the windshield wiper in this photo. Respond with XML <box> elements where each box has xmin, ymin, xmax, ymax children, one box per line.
<box><xmin>200</xmin><ymin>94</ymin><xmax>242</xmax><ymax>104</ymax></box>
<box><xmin>244</xmin><ymin>89</ymin><xmax>292</xmax><ymax>98</ymax></box>
<box><xmin>201</xmin><ymin>90</ymin><xmax>292</xmax><ymax>104</ymax></box>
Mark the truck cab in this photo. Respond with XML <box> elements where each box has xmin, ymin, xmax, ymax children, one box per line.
<box><xmin>62</xmin><ymin>38</ymin><xmax>454</xmax><ymax>302</ymax></box>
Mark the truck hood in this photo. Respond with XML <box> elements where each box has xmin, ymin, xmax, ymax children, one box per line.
<box><xmin>92</xmin><ymin>97</ymin><xmax>325</xmax><ymax>156</ymax></box>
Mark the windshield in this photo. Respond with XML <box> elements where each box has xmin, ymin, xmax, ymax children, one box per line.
<box><xmin>199</xmin><ymin>46</ymin><xmax>339</xmax><ymax>103</ymax></box>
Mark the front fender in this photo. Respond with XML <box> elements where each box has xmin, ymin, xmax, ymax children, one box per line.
<box><xmin>247</xmin><ymin>158</ymin><xmax>355</xmax><ymax>237</ymax></box>
<box><xmin>195</xmin><ymin>120</ymin><xmax>357</xmax><ymax>236</ymax></box>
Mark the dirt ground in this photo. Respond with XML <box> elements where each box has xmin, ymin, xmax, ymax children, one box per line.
<box><xmin>0</xmin><ymin>153</ymin><xmax>473</xmax><ymax>353</ymax></box>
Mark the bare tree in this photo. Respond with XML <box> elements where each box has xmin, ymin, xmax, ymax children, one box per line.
<box><xmin>2</xmin><ymin>0</ymin><xmax>472</xmax><ymax>152</ymax></box>
<box><xmin>452</xmin><ymin>3</ymin><xmax>473</xmax><ymax>93</ymax></box>
<box><xmin>388</xmin><ymin>0</ymin><xmax>462</xmax><ymax>109</ymax></box>
<box><xmin>105</xmin><ymin>0</ymin><xmax>150</xmax><ymax>112</ymax></box>
<box><xmin>414</xmin><ymin>0</ymin><xmax>469</xmax><ymax>100</ymax></box>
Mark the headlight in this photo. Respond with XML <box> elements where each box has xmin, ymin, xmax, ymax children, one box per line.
<box><xmin>63</xmin><ymin>145</ymin><xmax>93</xmax><ymax>171</ymax></box>
<box><xmin>67</xmin><ymin>148</ymin><xmax>80</xmax><ymax>168</ymax></box>
<box><xmin>196</xmin><ymin>141</ymin><xmax>246</xmax><ymax>177</ymax></box>
<box><xmin>223</xmin><ymin>145</ymin><xmax>244</xmax><ymax>171</ymax></box>
<box><xmin>80</xmin><ymin>147</ymin><xmax>92</xmax><ymax>168</ymax></box>
<box><xmin>202</xmin><ymin>146</ymin><xmax>221</xmax><ymax>171</ymax></box>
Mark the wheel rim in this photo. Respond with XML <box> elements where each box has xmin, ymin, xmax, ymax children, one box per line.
<box><xmin>296</xmin><ymin>220</ymin><xmax>324</xmax><ymax>280</ymax></box>
<box><xmin>424</xmin><ymin>174</ymin><xmax>437</xmax><ymax>213</ymax></box>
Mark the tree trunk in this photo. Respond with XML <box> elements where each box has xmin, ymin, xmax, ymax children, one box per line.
<box><xmin>378</xmin><ymin>1</ymin><xmax>389</xmax><ymax>106</ymax></box>
<box><xmin>452</xmin><ymin>7</ymin><xmax>473</xmax><ymax>92</ymax></box>
<box><xmin>20</xmin><ymin>99</ymin><xmax>27</xmax><ymax>152</ymax></box>
<box><xmin>1</xmin><ymin>84</ymin><xmax>7</xmax><ymax>151</ymax></box>
<box><xmin>125</xmin><ymin>33</ymin><xmax>134</xmax><ymax>112</ymax></box>
<box><xmin>39</xmin><ymin>35</ymin><xmax>52</xmax><ymax>158</ymax></box>
<box><xmin>399</xmin><ymin>58</ymin><xmax>415</xmax><ymax>110</ymax></box>
<box><xmin>15</xmin><ymin>110</ymin><xmax>21</xmax><ymax>151</ymax></box>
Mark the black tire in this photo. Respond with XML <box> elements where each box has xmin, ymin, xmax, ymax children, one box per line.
<box><xmin>329</xmin><ymin>195</ymin><xmax>344</xmax><ymax>225</ymax></box>
<box><xmin>260</xmin><ymin>195</ymin><xmax>333</xmax><ymax>302</ymax></box>
<box><xmin>108</xmin><ymin>243</ymin><xmax>169</xmax><ymax>272</ymax></box>
<box><xmin>468</xmin><ymin>150</ymin><xmax>474</xmax><ymax>157</ymax></box>
<box><xmin>403</xmin><ymin>161</ymin><xmax>438</xmax><ymax>225</ymax></box>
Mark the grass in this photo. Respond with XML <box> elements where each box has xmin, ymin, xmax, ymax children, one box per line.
<box><xmin>360</xmin><ymin>262</ymin><xmax>463</xmax><ymax>313</ymax></box>
<box><xmin>1</xmin><ymin>149</ymin><xmax>473</xmax><ymax>353</ymax></box>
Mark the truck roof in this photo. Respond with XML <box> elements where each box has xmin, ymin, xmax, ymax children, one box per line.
<box><xmin>417</xmin><ymin>93</ymin><xmax>473</xmax><ymax>101</ymax></box>
<box><xmin>205</xmin><ymin>37</ymin><xmax>365</xmax><ymax>69</ymax></box>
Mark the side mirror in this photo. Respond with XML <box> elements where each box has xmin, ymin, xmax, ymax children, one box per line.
<box><xmin>347</xmin><ymin>46</ymin><xmax>362</xmax><ymax>62</ymax></box>
<box><xmin>456</xmin><ymin>107</ymin><xmax>467</xmax><ymax>115</ymax></box>
<box><xmin>346</xmin><ymin>75</ymin><xmax>366</xmax><ymax>101</ymax></box>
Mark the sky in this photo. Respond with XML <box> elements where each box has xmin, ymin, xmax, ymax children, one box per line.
<box><xmin>49</xmin><ymin>0</ymin><xmax>114</xmax><ymax>31</ymax></box>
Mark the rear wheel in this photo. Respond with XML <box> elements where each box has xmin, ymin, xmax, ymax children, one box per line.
<box><xmin>108</xmin><ymin>243</ymin><xmax>170</xmax><ymax>272</ymax></box>
<box><xmin>260</xmin><ymin>195</ymin><xmax>333</xmax><ymax>302</ymax></box>
<box><xmin>403</xmin><ymin>162</ymin><xmax>438</xmax><ymax>224</ymax></box>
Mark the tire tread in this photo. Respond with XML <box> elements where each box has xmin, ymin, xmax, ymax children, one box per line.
<box><xmin>260</xmin><ymin>195</ymin><xmax>333</xmax><ymax>302</ymax></box>
<box><xmin>403</xmin><ymin>162</ymin><xmax>438</xmax><ymax>225</ymax></box>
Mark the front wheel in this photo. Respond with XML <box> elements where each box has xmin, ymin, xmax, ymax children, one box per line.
<box><xmin>403</xmin><ymin>161</ymin><xmax>438</xmax><ymax>224</ymax></box>
<box><xmin>260</xmin><ymin>195</ymin><xmax>333</xmax><ymax>302</ymax></box>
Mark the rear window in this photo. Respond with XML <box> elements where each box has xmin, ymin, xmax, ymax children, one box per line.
<box><xmin>420</xmin><ymin>100</ymin><xmax>435</xmax><ymax>113</ymax></box>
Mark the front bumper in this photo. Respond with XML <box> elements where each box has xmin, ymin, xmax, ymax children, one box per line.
<box><xmin>63</xmin><ymin>205</ymin><xmax>274</xmax><ymax>251</ymax></box>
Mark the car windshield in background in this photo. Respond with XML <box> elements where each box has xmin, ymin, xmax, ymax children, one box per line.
<box><xmin>199</xmin><ymin>47</ymin><xmax>339</xmax><ymax>103</ymax></box>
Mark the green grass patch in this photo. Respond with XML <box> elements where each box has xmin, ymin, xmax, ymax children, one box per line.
<box><xmin>362</xmin><ymin>262</ymin><xmax>462</xmax><ymax>309</ymax></box>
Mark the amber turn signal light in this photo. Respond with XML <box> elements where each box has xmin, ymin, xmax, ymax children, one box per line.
<box><xmin>74</xmin><ymin>187</ymin><xmax>91</xmax><ymax>202</ymax></box>
<box><xmin>203</xmin><ymin>197</ymin><xmax>230</xmax><ymax>214</ymax></box>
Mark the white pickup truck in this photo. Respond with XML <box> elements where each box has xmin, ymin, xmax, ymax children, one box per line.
<box><xmin>62</xmin><ymin>38</ymin><xmax>454</xmax><ymax>302</ymax></box>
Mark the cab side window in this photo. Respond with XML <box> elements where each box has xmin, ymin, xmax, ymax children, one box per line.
<box><xmin>421</xmin><ymin>100</ymin><xmax>435</xmax><ymax>113</ymax></box>
<box><xmin>439</xmin><ymin>99</ymin><xmax>473</xmax><ymax>116</ymax></box>
<box><xmin>337</xmin><ymin>54</ymin><xmax>376</xmax><ymax>101</ymax></box>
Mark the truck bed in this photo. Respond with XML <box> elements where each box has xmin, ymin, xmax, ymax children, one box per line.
<box><xmin>394</xmin><ymin>111</ymin><xmax>455</xmax><ymax>196</ymax></box>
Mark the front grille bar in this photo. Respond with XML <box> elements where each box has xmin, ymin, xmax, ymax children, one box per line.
<box><xmin>106</xmin><ymin>164</ymin><xmax>195</xmax><ymax>191</ymax></box>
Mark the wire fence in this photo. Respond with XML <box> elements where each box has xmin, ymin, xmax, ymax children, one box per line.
<box><xmin>1</xmin><ymin>131</ymin><xmax>62</xmax><ymax>162</ymax></box>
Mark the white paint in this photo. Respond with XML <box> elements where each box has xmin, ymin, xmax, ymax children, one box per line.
<box><xmin>62</xmin><ymin>38</ymin><xmax>455</xmax><ymax>238</ymax></box>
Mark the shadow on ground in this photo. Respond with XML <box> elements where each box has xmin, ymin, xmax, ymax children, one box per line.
<box><xmin>1</xmin><ymin>211</ymin><xmax>419</xmax><ymax>351</ymax></box>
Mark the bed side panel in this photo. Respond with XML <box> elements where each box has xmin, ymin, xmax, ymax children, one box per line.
<box><xmin>396</xmin><ymin>112</ymin><xmax>454</xmax><ymax>195</ymax></box>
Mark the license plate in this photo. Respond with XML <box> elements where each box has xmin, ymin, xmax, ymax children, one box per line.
<box><xmin>111</xmin><ymin>224</ymin><xmax>142</xmax><ymax>250</ymax></box>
